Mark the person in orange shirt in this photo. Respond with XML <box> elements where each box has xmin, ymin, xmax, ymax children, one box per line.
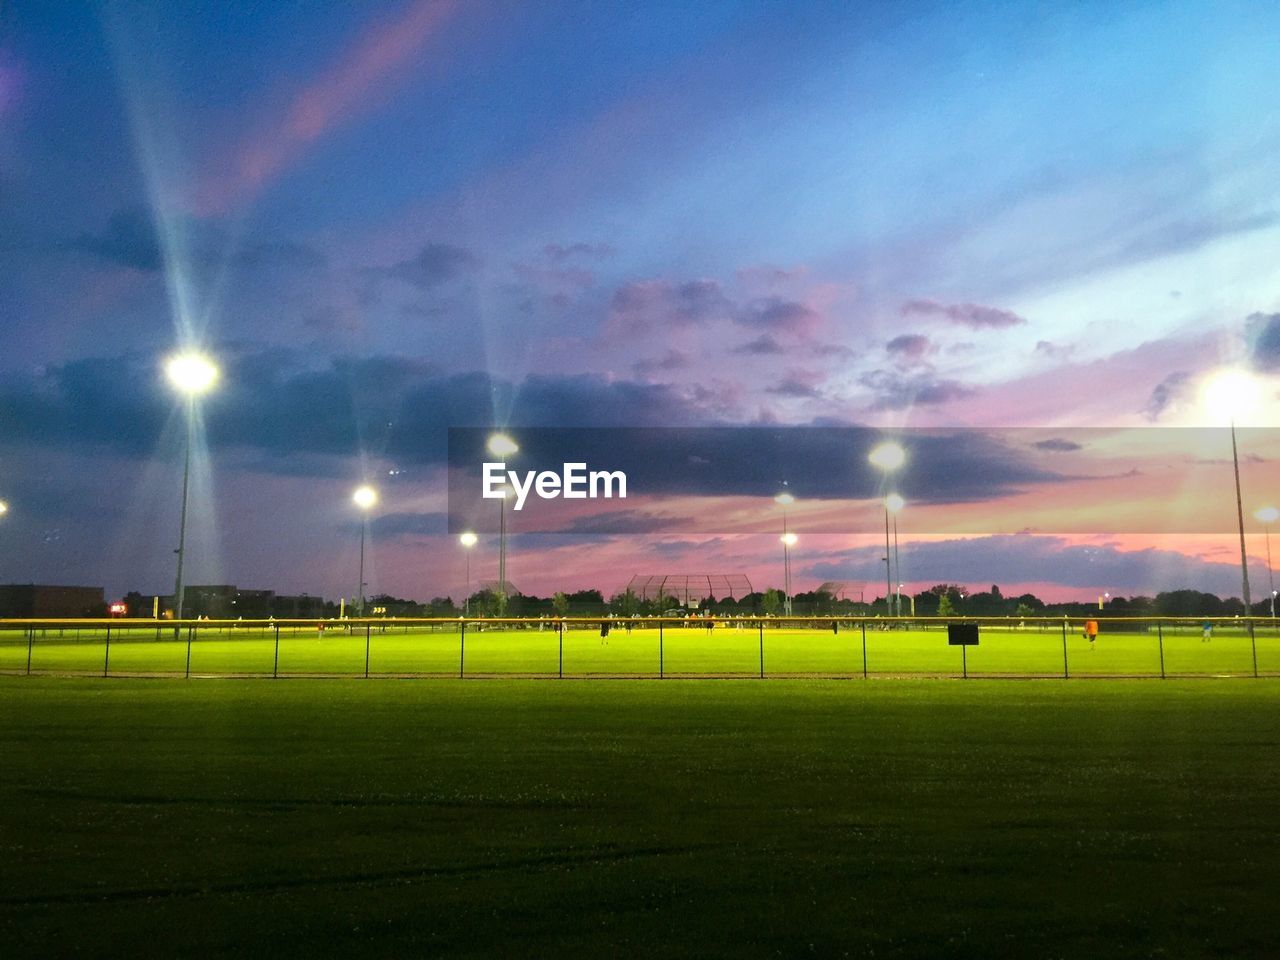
<box><xmin>1083</xmin><ymin>619</ymin><xmax>1099</xmax><ymax>648</ymax></box>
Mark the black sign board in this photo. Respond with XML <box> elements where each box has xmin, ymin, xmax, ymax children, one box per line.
<box><xmin>947</xmin><ymin>623</ymin><xmax>979</xmax><ymax>646</ymax></box>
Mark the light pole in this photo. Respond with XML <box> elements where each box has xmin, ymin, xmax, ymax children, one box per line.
<box><xmin>1257</xmin><ymin>506</ymin><xmax>1278</xmax><ymax>620</ymax></box>
<box><xmin>775</xmin><ymin>489</ymin><xmax>795</xmax><ymax>615</ymax></box>
<box><xmin>353</xmin><ymin>485</ymin><xmax>378</xmax><ymax>617</ymax></box>
<box><xmin>165</xmin><ymin>352</ymin><xmax>218</xmax><ymax>621</ymax></box>
<box><xmin>459</xmin><ymin>531</ymin><xmax>478</xmax><ymax>616</ymax></box>
<box><xmin>487</xmin><ymin>433</ymin><xmax>518</xmax><ymax>614</ymax></box>
<box><xmin>869</xmin><ymin>442</ymin><xmax>905</xmax><ymax>618</ymax></box>
<box><xmin>886</xmin><ymin>493</ymin><xmax>904</xmax><ymax>617</ymax></box>
<box><xmin>1201</xmin><ymin>369</ymin><xmax>1262</xmax><ymax>616</ymax></box>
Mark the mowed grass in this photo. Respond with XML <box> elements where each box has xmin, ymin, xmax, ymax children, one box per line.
<box><xmin>1</xmin><ymin>678</ymin><xmax>1278</xmax><ymax>958</ymax></box>
<box><xmin>1</xmin><ymin>622</ymin><xmax>1277</xmax><ymax>678</ymax></box>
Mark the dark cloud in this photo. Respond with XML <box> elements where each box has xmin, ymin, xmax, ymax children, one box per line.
<box><xmin>608</xmin><ymin>278</ymin><xmax>730</xmax><ymax>336</ymax></box>
<box><xmin>1248</xmin><ymin>312</ymin><xmax>1280</xmax><ymax>371</ymax></box>
<box><xmin>858</xmin><ymin>369</ymin><xmax>977</xmax><ymax>411</ymax></box>
<box><xmin>734</xmin><ymin>335</ymin><xmax>786</xmax><ymax>356</ymax></box>
<box><xmin>631</xmin><ymin>350</ymin><xmax>691</xmax><ymax>377</ymax></box>
<box><xmin>885</xmin><ymin>333</ymin><xmax>934</xmax><ymax>363</ymax></box>
<box><xmin>734</xmin><ymin>296</ymin><xmax>818</xmax><ymax>334</ymax></box>
<box><xmin>384</xmin><ymin>243</ymin><xmax>480</xmax><ymax>289</ymax></box>
<box><xmin>1034</xmin><ymin>340</ymin><xmax>1073</xmax><ymax>359</ymax></box>
<box><xmin>543</xmin><ymin>242</ymin><xmax>615</xmax><ymax>262</ymax></box>
<box><xmin>901</xmin><ymin>298</ymin><xmax>1026</xmax><ymax>330</ymax></box>
<box><xmin>766</xmin><ymin>375</ymin><xmax>823</xmax><ymax>398</ymax></box>
<box><xmin>1144</xmin><ymin>370</ymin><xmax>1191</xmax><ymax>421</ymax></box>
<box><xmin>1032</xmin><ymin>438</ymin><xmax>1083</xmax><ymax>452</ymax></box>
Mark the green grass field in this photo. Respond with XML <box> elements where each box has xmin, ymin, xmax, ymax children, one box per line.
<box><xmin>2</xmin><ymin>622</ymin><xmax>1278</xmax><ymax>678</ymax></box>
<box><xmin>1</xmin><ymin>677</ymin><xmax>1278</xmax><ymax>958</ymax></box>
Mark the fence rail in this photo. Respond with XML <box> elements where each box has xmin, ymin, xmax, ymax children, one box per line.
<box><xmin>1</xmin><ymin>615</ymin><xmax>1276</xmax><ymax>680</ymax></box>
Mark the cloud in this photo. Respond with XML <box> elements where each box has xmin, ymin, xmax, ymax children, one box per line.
<box><xmin>632</xmin><ymin>350</ymin><xmax>691</xmax><ymax>377</ymax></box>
<box><xmin>766</xmin><ymin>374</ymin><xmax>824</xmax><ymax>399</ymax></box>
<box><xmin>558</xmin><ymin>510</ymin><xmax>693</xmax><ymax>534</ymax></box>
<box><xmin>858</xmin><ymin>369</ymin><xmax>977</xmax><ymax>411</ymax></box>
<box><xmin>885</xmin><ymin>334</ymin><xmax>935</xmax><ymax>364</ymax></box>
<box><xmin>372</xmin><ymin>512</ymin><xmax>448</xmax><ymax>536</ymax></box>
<box><xmin>1144</xmin><ymin>370</ymin><xmax>1191</xmax><ymax>421</ymax></box>
<box><xmin>1032</xmin><ymin>438</ymin><xmax>1083</xmax><ymax>453</ymax></box>
<box><xmin>734</xmin><ymin>296</ymin><xmax>819</xmax><ymax>334</ymax></box>
<box><xmin>1034</xmin><ymin>340</ymin><xmax>1074</xmax><ymax>360</ymax></box>
<box><xmin>1247</xmin><ymin>312</ymin><xmax>1280</xmax><ymax>371</ymax></box>
<box><xmin>733</xmin><ymin>334</ymin><xmax>786</xmax><ymax>356</ymax></box>
<box><xmin>543</xmin><ymin>242</ymin><xmax>615</xmax><ymax>262</ymax></box>
<box><xmin>901</xmin><ymin>298</ymin><xmax>1027</xmax><ymax>330</ymax></box>
<box><xmin>607</xmin><ymin>278</ymin><xmax>730</xmax><ymax>336</ymax></box>
<box><xmin>383</xmin><ymin>243</ymin><xmax>479</xmax><ymax>289</ymax></box>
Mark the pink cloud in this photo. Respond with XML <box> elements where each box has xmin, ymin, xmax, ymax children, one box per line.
<box><xmin>193</xmin><ymin>0</ymin><xmax>459</xmax><ymax>213</ymax></box>
<box><xmin>901</xmin><ymin>298</ymin><xmax>1026</xmax><ymax>329</ymax></box>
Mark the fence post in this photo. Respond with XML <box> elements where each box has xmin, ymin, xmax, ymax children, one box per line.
<box><xmin>459</xmin><ymin>620</ymin><xmax>466</xmax><ymax>678</ymax></box>
<box><xmin>861</xmin><ymin>620</ymin><xmax>868</xmax><ymax>679</ymax></box>
<box><xmin>1061</xmin><ymin>620</ymin><xmax>1069</xmax><ymax>679</ymax></box>
<box><xmin>273</xmin><ymin>623</ymin><xmax>280</xmax><ymax>678</ymax></box>
<box><xmin>103</xmin><ymin>624</ymin><xmax>111</xmax><ymax>678</ymax></box>
<box><xmin>558</xmin><ymin>620</ymin><xmax>563</xmax><ymax>679</ymax></box>
<box><xmin>26</xmin><ymin>627</ymin><xmax>34</xmax><ymax>675</ymax></box>
<box><xmin>185</xmin><ymin>625</ymin><xmax>193</xmax><ymax>678</ymax></box>
<box><xmin>1250</xmin><ymin>621</ymin><xmax>1258</xmax><ymax>678</ymax></box>
<box><xmin>365</xmin><ymin>623</ymin><xmax>371</xmax><ymax>679</ymax></box>
<box><xmin>1157</xmin><ymin>622</ymin><xmax>1165</xmax><ymax>679</ymax></box>
<box><xmin>961</xmin><ymin>641</ymin><xmax>968</xmax><ymax>680</ymax></box>
<box><xmin>758</xmin><ymin>620</ymin><xmax>765</xmax><ymax>679</ymax></box>
<box><xmin>659</xmin><ymin>622</ymin><xmax>664</xmax><ymax>678</ymax></box>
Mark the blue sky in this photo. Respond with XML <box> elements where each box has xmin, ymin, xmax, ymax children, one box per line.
<box><xmin>1</xmin><ymin>1</ymin><xmax>1278</xmax><ymax>601</ymax></box>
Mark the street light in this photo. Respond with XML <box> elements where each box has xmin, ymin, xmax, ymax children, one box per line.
<box><xmin>353</xmin><ymin>485</ymin><xmax>378</xmax><ymax>617</ymax></box>
<box><xmin>165</xmin><ymin>351</ymin><xmax>218</xmax><ymax>621</ymax></box>
<box><xmin>487</xmin><ymin>433</ymin><xmax>518</xmax><ymax>614</ymax></box>
<box><xmin>459</xmin><ymin>530</ymin><xmax>478</xmax><ymax>616</ymax></box>
<box><xmin>775</xmin><ymin>488</ymin><xmax>796</xmax><ymax>615</ymax></box>
<box><xmin>1257</xmin><ymin>506</ymin><xmax>1279</xmax><ymax>620</ymax></box>
<box><xmin>1200</xmin><ymin>369</ymin><xmax>1261</xmax><ymax>616</ymax></box>
<box><xmin>869</xmin><ymin>441</ymin><xmax>905</xmax><ymax>617</ymax></box>
<box><xmin>886</xmin><ymin>493</ymin><xmax>904</xmax><ymax>617</ymax></box>
<box><xmin>0</xmin><ymin>500</ymin><xmax>7</xmax><ymax>518</ymax></box>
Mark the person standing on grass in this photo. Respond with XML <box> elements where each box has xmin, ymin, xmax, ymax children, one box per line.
<box><xmin>1084</xmin><ymin>619</ymin><xmax>1099</xmax><ymax>648</ymax></box>
<box><xmin>1202</xmin><ymin>620</ymin><xmax>1213</xmax><ymax>642</ymax></box>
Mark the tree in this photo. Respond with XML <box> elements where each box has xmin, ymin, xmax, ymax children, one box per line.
<box><xmin>761</xmin><ymin>589</ymin><xmax>782</xmax><ymax>616</ymax></box>
<box><xmin>552</xmin><ymin>591</ymin><xmax>569</xmax><ymax>617</ymax></box>
<box><xmin>937</xmin><ymin>593</ymin><xmax>956</xmax><ymax>618</ymax></box>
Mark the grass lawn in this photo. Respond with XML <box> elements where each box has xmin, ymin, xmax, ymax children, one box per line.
<box><xmin>2</xmin><ymin>622</ymin><xmax>1277</xmax><ymax>678</ymax></box>
<box><xmin>0</xmin><ymin>677</ymin><xmax>1278</xmax><ymax>958</ymax></box>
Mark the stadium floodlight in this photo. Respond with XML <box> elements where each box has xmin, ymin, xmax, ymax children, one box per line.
<box><xmin>1200</xmin><ymin>368</ymin><xmax>1258</xmax><ymax>616</ymax></box>
<box><xmin>459</xmin><ymin>531</ymin><xmax>478</xmax><ymax>616</ymax></box>
<box><xmin>166</xmin><ymin>350</ymin><xmax>220</xmax><ymax>622</ymax></box>
<box><xmin>1257</xmin><ymin>507</ymin><xmax>1278</xmax><ymax>620</ymax></box>
<box><xmin>352</xmin><ymin>485</ymin><xmax>378</xmax><ymax>617</ymax></box>
<box><xmin>487</xmin><ymin>434</ymin><xmax>518</xmax><ymax>614</ymax></box>
<box><xmin>0</xmin><ymin>500</ymin><xmax>7</xmax><ymax>517</ymax></box>
<box><xmin>868</xmin><ymin>441</ymin><xmax>906</xmax><ymax>472</ymax></box>
<box><xmin>774</xmin><ymin>492</ymin><xmax>795</xmax><ymax>506</ymax></box>
<box><xmin>885</xmin><ymin>493</ymin><xmax>905</xmax><ymax>513</ymax></box>
<box><xmin>781</xmin><ymin>532</ymin><xmax>798</xmax><ymax>546</ymax></box>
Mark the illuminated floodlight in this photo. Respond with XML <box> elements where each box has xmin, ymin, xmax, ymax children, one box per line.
<box><xmin>352</xmin><ymin>485</ymin><xmax>378</xmax><ymax>510</ymax></box>
<box><xmin>459</xmin><ymin>531</ymin><xmax>479</xmax><ymax>547</ymax></box>
<box><xmin>869</xmin><ymin>441</ymin><xmax>906</xmax><ymax>471</ymax></box>
<box><xmin>774</xmin><ymin>491</ymin><xmax>795</xmax><ymax>506</ymax></box>
<box><xmin>165</xmin><ymin>352</ymin><xmax>219</xmax><ymax>396</ymax></box>
<box><xmin>780</xmin><ymin>531</ymin><xmax>798</xmax><ymax>546</ymax></box>
<box><xmin>885</xmin><ymin>493</ymin><xmax>905</xmax><ymax>513</ymax></box>
<box><xmin>0</xmin><ymin>500</ymin><xmax>7</xmax><ymax>517</ymax></box>
<box><xmin>1200</xmin><ymin>368</ymin><xmax>1263</xmax><ymax>422</ymax></box>
<box><xmin>1256</xmin><ymin>506</ymin><xmax>1280</xmax><ymax>525</ymax></box>
<box><xmin>487</xmin><ymin>433</ymin><xmax>519</xmax><ymax>457</ymax></box>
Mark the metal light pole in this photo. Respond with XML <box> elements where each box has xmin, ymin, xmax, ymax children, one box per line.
<box><xmin>353</xmin><ymin>485</ymin><xmax>378</xmax><ymax>617</ymax></box>
<box><xmin>487</xmin><ymin>434</ymin><xmax>518</xmax><ymax>615</ymax></box>
<box><xmin>1230</xmin><ymin>422</ymin><xmax>1252</xmax><ymax>616</ymax></box>
<box><xmin>869</xmin><ymin>442</ymin><xmax>905</xmax><ymax>619</ymax></box>
<box><xmin>886</xmin><ymin>493</ymin><xmax>904</xmax><ymax>617</ymax></box>
<box><xmin>165</xmin><ymin>353</ymin><xmax>218</xmax><ymax>621</ymax></box>
<box><xmin>459</xmin><ymin>531</ymin><xmax>478</xmax><ymax>615</ymax></box>
<box><xmin>1257</xmin><ymin>507</ymin><xmax>1278</xmax><ymax>619</ymax></box>
<box><xmin>775</xmin><ymin>489</ymin><xmax>795</xmax><ymax>616</ymax></box>
<box><xmin>1202</xmin><ymin>370</ymin><xmax>1261</xmax><ymax>617</ymax></box>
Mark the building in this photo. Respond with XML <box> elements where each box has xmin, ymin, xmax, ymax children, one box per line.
<box><xmin>0</xmin><ymin>584</ymin><xmax>106</xmax><ymax>618</ymax></box>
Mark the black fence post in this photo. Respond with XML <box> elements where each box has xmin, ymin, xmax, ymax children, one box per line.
<box><xmin>365</xmin><ymin>623</ymin><xmax>371</xmax><ymax>679</ymax></box>
<box><xmin>459</xmin><ymin>620</ymin><xmax>466</xmax><ymax>678</ymax></box>
<box><xmin>558</xmin><ymin>620</ymin><xmax>563</xmax><ymax>679</ymax></box>
<box><xmin>26</xmin><ymin>628</ymin><xmax>33</xmax><ymax>675</ymax></box>
<box><xmin>1249</xmin><ymin>621</ymin><xmax>1258</xmax><ymax>678</ymax></box>
<box><xmin>1061</xmin><ymin>621</ymin><xmax>1069</xmax><ymax>679</ymax></box>
<box><xmin>961</xmin><ymin>641</ymin><xmax>968</xmax><ymax>680</ymax></box>
<box><xmin>758</xmin><ymin>620</ymin><xmax>765</xmax><ymax>679</ymax></box>
<box><xmin>861</xmin><ymin>620</ymin><xmax>868</xmax><ymax>679</ymax></box>
<box><xmin>1157</xmin><ymin>622</ymin><xmax>1165</xmax><ymax>679</ymax></box>
<box><xmin>103</xmin><ymin>624</ymin><xmax>111</xmax><ymax>678</ymax></box>
<box><xmin>659</xmin><ymin>622</ymin><xmax>664</xmax><ymax>678</ymax></box>
<box><xmin>185</xmin><ymin>626</ymin><xmax>193</xmax><ymax>678</ymax></box>
<box><xmin>273</xmin><ymin>623</ymin><xmax>280</xmax><ymax>679</ymax></box>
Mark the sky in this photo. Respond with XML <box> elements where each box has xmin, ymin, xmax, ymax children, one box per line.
<box><xmin>1</xmin><ymin>0</ymin><xmax>1279</xmax><ymax>605</ymax></box>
